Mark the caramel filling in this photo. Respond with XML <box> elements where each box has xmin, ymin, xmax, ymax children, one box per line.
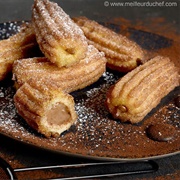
<box><xmin>46</xmin><ymin>103</ymin><xmax>71</xmax><ymax>126</ymax></box>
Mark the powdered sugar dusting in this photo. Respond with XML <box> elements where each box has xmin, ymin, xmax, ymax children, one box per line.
<box><xmin>0</xmin><ymin>85</ymin><xmax>36</xmax><ymax>139</ymax></box>
<box><xmin>0</xmin><ymin>21</ymin><xmax>21</xmax><ymax>40</ymax></box>
<box><xmin>33</xmin><ymin>0</ymin><xmax>87</xmax><ymax>40</ymax></box>
<box><xmin>0</xmin><ymin>21</ymin><xmax>179</xmax><ymax>160</ymax></box>
<box><xmin>32</xmin><ymin>0</ymin><xmax>88</xmax><ymax>66</ymax></box>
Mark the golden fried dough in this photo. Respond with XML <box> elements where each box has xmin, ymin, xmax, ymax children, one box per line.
<box><xmin>0</xmin><ymin>23</ymin><xmax>36</xmax><ymax>52</ymax></box>
<box><xmin>0</xmin><ymin>23</ymin><xmax>39</xmax><ymax>80</ymax></box>
<box><xmin>106</xmin><ymin>56</ymin><xmax>179</xmax><ymax>123</ymax></box>
<box><xmin>14</xmin><ymin>80</ymin><xmax>77</xmax><ymax>138</ymax></box>
<box><xmin>13</xmin><ymin>45</ymin><xmax>106</xmax><ymax>93</ymax></box>
<box><xmin>32</xmin><ymin>0</ymin><xmax>88</xmax><ymax>67</ymax></box>
<box><xmin>74</xmin><ymin>16</ymin><xmax>145</xmax><ymax>72</ymax></box>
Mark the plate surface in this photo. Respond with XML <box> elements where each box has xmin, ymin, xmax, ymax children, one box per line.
<box><xmin>0</xmin><ymin>21</ymin><xmax>179</xmax><ymax>161</ymax></box>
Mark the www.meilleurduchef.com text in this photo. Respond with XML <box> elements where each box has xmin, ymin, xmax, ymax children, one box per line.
<box><xmin>104</xmin><ymin>1</ymin><xmax>178</xmax><ymax>7</ymax></box>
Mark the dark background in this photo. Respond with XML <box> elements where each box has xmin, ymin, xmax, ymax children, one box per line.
<box><xmin>0</xmin><ymin>0</ymin><xmax>179</xmax><ymax>179</ymax></box>
<box><xmin>0</xmin><ymin>0</ymin><xmax>179</xmax><ymax>27</ymax></box>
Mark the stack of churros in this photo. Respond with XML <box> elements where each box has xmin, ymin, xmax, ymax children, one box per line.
<box><xmin>0</xmin><ymin>0</ymin><xmax>179</xmax><ymax>137</ymax></box>
<box><xmin>11</xmin><ymin>0</ymin><xmax>106</xmax><ymax>137</ymax></box>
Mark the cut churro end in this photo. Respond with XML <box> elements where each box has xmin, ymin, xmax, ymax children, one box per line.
<box><xmin>14</xmin><ymin>80</ymin><xmax>77</xmax><ymax>138</ymax></box>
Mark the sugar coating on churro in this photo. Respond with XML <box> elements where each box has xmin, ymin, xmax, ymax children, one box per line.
<box><xmin>74</xmin><ymin>16</ymin><xmax>145</xmax><ymax>72</ymax></box>
<box><xmin>106</xmin><ymin>56</ymin><xmax>179</xmax><ymax>123</ymax></box>
<box><xmin>32</xmin><ymin>0</ymin><xmax>88</xmax><ymax>67</ymax></box>
<box><xmin>13</xmin><ymin>45</ymin><xmax>106</xmax><ymax>93</ymax></box>
<box><xmin>0</xmin><ymin>23</ymin><xmax>38</xmax><ymax>80</ymax></box>
<box><xmin>14</xmin><ymin>81</ymin><xmax>77</xmax><ymax>138</ymax></box>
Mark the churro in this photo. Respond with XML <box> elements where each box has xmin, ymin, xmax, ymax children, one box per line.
<box><xmin>13</xmin><ymin>45</ymin><xmax>106</xmax><ymax>93</ymax></box>
<box><xmin>32</xmin><ymin>0</ymin><xmax>88</xmax><ymax>67</ymax></box>
<box><xmin>0</xmin><ymin>23</ymin><xmax>39</xmax><ymax>80</ymax></box>
<box><xmin>106</xmin><ymin>56</ymin><xmax>179</xmax><ymax>123</ymax></box>
<box><xmin>74</xmin><ymin>16</ymin><xmax>145</xmax><ymax>72</ymax></box>
<box><xmin>14</xmin><ymin>80</ymin><xmax>77</xmax><ymax>138</ymax></box>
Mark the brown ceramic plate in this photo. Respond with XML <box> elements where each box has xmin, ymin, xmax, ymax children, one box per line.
<box><xmin>0</xmin><ymin>21</ymin><xmax>179</xmax><ymax>161</ymax></box>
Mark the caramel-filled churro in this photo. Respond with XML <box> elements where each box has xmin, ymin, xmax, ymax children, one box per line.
<box><xmin>14</xmin><ymin>80</ymin><xmax>77</xmax><ymax>138</ymax></box>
